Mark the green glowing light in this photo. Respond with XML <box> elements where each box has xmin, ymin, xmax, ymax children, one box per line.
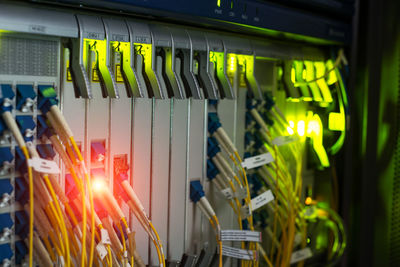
<box><xmin>315</xmin><ymin>61</ymin><xmax>333</xmax><ymax>103</ymax></box>
<box><xmin>328</xmin><ymin>112</ymin><xmax>345</xmax><ymax>131</ymax></box>
<box><xmin>115</xmin><ymin>41</ymin><xmax>139</xmax><ymax>96</ymax></box>
<box><xmin>325</xmin><ymin>60</ymin><xmax>338</xmax><ymax>85</ymax></box>
<box><xmin>329</xmin><ymin>68</ymin><xmax>347</xmax><ymax>155</ymax></box>
<box><xmin>84</xmin><ymin>38</ymin><xmax>118</xmax><ymax>97</ymax></box>
<box><xmin>293</xmin><ymin>61</ymin><xmax>312</xmax><ymax>100</ymax></box>
<box><xmin>287</xmin><ymin>126</ymin><xmax>294</xmax><ymax>135</ymax></box>
<box><xmin>291</xmin><ymin>67</ymin><xmax>296</xmax><ymax>84</ymax></box>
<box><xmin>217</xmin><ymin>0</ymin><xmax>221</xmax><ymax>7</ymax></box>
<box><xmin>297</xmin><ymin>120</ymin><xmax>305</xmax><ymax>137</ymax></box>
<box><xmin>310</xmin><ymin>114</ymin><xmax>330</xmax><ymax>167</ymax></box>
<box><xmin>304</xmin><ymin>61</ymin><xmax>323</xmax><ymax>102</ymax></box>
<box><xmin>228</xmin><ymin>54</ymin><xmax>236</xmax><ymax>72</ymax></box>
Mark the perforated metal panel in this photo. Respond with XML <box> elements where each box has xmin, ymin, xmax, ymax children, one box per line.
<box><xmin>0</xmin><ymin>36</ymin><xmax>58</xmax><ymax>76</ymax></box>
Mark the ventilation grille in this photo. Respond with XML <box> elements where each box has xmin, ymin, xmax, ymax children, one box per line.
<box><xmin>0</xmin><ymin>36</ymin><xmax>58</xmax><ymax>76</ymax></box>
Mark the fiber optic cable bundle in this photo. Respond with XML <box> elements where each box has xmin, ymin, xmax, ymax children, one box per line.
<box><xmin>242</xmin><ymin>52</ymin><xmax>347</xmax><ymax>266</ymax></box>
<box><xmin>0</xmin><ymin>86</ymin><xmax>165</xmax><ymax>267</ymax></box>
<box><xmin>203</xmin><ymin>50</ymin><xmax>348</xmax><ymax>266</ymax></box>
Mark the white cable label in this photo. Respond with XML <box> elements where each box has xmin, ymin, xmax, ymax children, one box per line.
<box><xmin>220</xmin><ymin>230</ymin><xmax>262</xmax><ymax>242</ymax></box>
<box><xmin>272</xmin><ymin>136</ymin><xmax>299</xmax><ymax>146</ymax></box>
<box><xmin>96</xmin><ymin>243</ymin><xmax>107</xmax><ymax>260</ymax></box>
<box><xmin>101</xmin><ymin>229</ymin><xmax>111</xmax><ymax>245</ymax></box>
<box><xmin>290</xmin><ymin>247</ymin><xmax>313</xmax><ymax>264</ymax></box>
<box><xmin>251</xmin><ymin>190</ymin><xmax>274</xmax><ymax>211</ymax></box>
<box><xmin>241</xmin><ymin>153</ymin><xmax>274</xmax><ymax>169</ymax></box>
<box><xmin>220</xmin><ymin>188</ymin><xmax>233</xmax><ymax>199</ymax></box>
<box><xmin>222</xmin><ymin>246</ymin><xmax>257</xmax><ymax>260</ymax></box>
<box><xmin>28</xmin><ymin>157</ymin><xmax>60</xmax><ymax>174</ymax></box>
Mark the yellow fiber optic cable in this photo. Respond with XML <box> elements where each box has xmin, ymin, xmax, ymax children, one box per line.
<box><xmin>70</xmin><ymin>136</ymin><xmax>96</xmax><ymax>267</ymax></box>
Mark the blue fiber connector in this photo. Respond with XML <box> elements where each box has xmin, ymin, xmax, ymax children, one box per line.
<box><xmin>207</xmin><ymin>136</ymin><xmax>221</xmax><ymax>158</ymax></box>
<box><xmin>38</xmin><ymin>85</ymin><xmax>58</xmax><ymax>114</ymax></box>
<box><xmin>190</xmin><ymin>180</ymin><xmax>205</xmax><ymax>203</ymax></box>
<box><xmin>208</xmin><ymin>112</ymin><xmax>221</xmax><ymax>135</ymax></box>
<box><xmin>206</xmin><ymin>159</ymin><xmax>219</xmax><ymax>181</ymax></box>
<box><xmin>0</xmin><ymin>84</ymin><xmax>14</xmax><ymax>114</ymax></box>
<box><xmin>16</xmin><ymin>85</ymin><xmax>36</xmax><ymax>111</ymax></box>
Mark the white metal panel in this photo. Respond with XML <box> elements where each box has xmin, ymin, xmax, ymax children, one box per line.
<box><xmin>168</xmin><ymin>99</ymin><xmax>189</xmax><ymax>261</ymax></box>
<box><xmin>150</xmin><ymin>98</ymin><xmax>171</xmax><ymax>265</ymax></box>
<box><xmin>185</xmin><ymin>99</ymin><xmax>206</xmax><ymax>255</ymax></box>
<box><xmin>131</xmin><ymin>98</ymin><xmax>152</xmax><ymax>264</ymax></box>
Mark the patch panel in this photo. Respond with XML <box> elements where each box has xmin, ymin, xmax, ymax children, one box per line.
<box><xmin>0</xmin><ymin>2</ymin><xmax>349</xmax><ymax>266</ymax></box>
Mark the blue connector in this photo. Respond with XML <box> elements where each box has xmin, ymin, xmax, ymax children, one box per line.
<box><xmin>15</xmin><ymin>211</ymin><xmax>28</xmax><ymax>239</ymax></box>
<box><xmin>244</xmin><ymin>151</ymin><xmax>252</xmax><ymax>159</ymax></box>
<box><xmin>37</xmin><ymin>85</ymin><xmax>58</xmax><ymax>112</ymax></box>
<box><xmin>0</xmin><ymin>84</ymin><xmax>15</xmax><ymax>114</ymax></box>
<box><xmin>16</xmin><ymin>85</ymin><xmax>36</xmax><ymax>112</ymax></box>
<box><xmin>15</xmin><ymin>241</ymin><xmax>27</xmax><ymax>265</ymax></box>
<box><xmin>15</xmin><ymin>147</ymin><xmax>26</xmax><ymax>173</ymax></box>
<box><xmin>0</xmin><ymin>147</ymin><xmax>13</xmax><ymax>166</ymax></box>
<box><xmin>206</xmin><ymin>159</ymin><xmax>219</xmax><ymax>181</ymax></box>
<box><xmin>207</xmin><ymin>137</ymin><xmax>221</xmax><ymax>158</ymax></box>
<box><xmin>208</xmin><ymin>112</ymin><xmax>221</xmax><ymax>135</ymax></box>
<box><xmin>246</xmin><ymin>98</ymin><xmax>258</xmax><ymax>111</ymax></box>
<box><xmin>190</xmin><ymin>180</ymin><xmax>205</xmax><ymax>203</ymax></box>
<box><xmin>15</xmin><ymin>116</ymin><xmax>36</xmax><ymax>142</ymax></box>
<box><xmin>263</xmin><ymin>92</ymin><xmax>275</xmax><ymax>111</ymax></box>
<box><xmin>0</xmin><ymin>180</ymin><xmax>13</xmax><ymax>196</ymax></box>
<box><xmin>37</xmin><ymin>115</ymin><xmax>51</xmax><ymax>139</ymax></box>
<box><xmin>0</xmin><ymin>85</ymin><xmax>14</xmax><ymax>100</ymax></box>
<box><xmin>245</xmin><ymin>132</ymin><xmax>255</xmax><ymax>148</ymax></box>
<box><xmin>0</xmin><ymin>84</ymin><xmax>15</xmax><ymax>115</ymax></box>
<box><xmin>37</xmin><ymin>144</ymin><xmax>56</xmax><ymax>160</ymax></box>
<box><xmin>209</xmin><ymin>100</ymin><xmax>219</xmax><ymax>107</ymax></box>
<box><xmin>0</xmin><ymin>213</ymin><xmax>13</xmax><ymax>232</ymax></box>
<box><xmin>0</xmin><ymin>244</ymin><xmax>13</xmax><ymax>264</ymax></box>
<box><xmin>15</xmin><ymin>177</ymin><xmax>28</xmax><ymax>205</ymax></box>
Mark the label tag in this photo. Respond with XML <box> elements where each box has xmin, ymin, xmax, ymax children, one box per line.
<box><xmin>124</xmin><ymin>250</ymin><xmax>128</xmax><ymax>258</ymax></box>
<box><xmin>220</xmin><ymin>188</ymin><xmax>233</xmax><ymax>199</ymax></box>
<box><xmin>96</xmin><ymin>243</ymin><xmax>108</xmax><ymax>260</ymax></box>
<box><xmin>28</xmin><ymin>157</ymin><xmax>60</xmax><ymax>174</ymax></box>
<box><xmin>240</xmin><ymin>205</ymin><xmax>251</xmax><ymax>218</ymax></box>
<box><xmin>101</xmin><ymin>229</ymin><xmax>111</xmax><ymax>245</ymax></box>
<box><xmin>222</xmin><ymin>246</ymin><xmax>257</xmax><ymax>260</ymax></box>
<box><xmin>234</xmin><ymin>187</ymin><xmax>247</xmax><ymax>199</ymax></box>
<box><xmin>220</xmin><ymin>230</ymin><xmax>262</xmax><ymax>242</ymax></box>
<box><xmin>241</xmin><ymin>153</ymin><xmax>274</xmax><ymax>169</ymax></box>
<box><xmin>251</xmin><ymin>190</ymin><xmax>274</xmax><ymax>211</ymax></box>
<box><xmin>290</xmin><ymin>247</ymin><xmax>313</xmax><ymax>264</ymax></box>
<box><xmin>272</xmin><ymin>136</ymin><xmax>299</xmax><ymax>146</ymax></box>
